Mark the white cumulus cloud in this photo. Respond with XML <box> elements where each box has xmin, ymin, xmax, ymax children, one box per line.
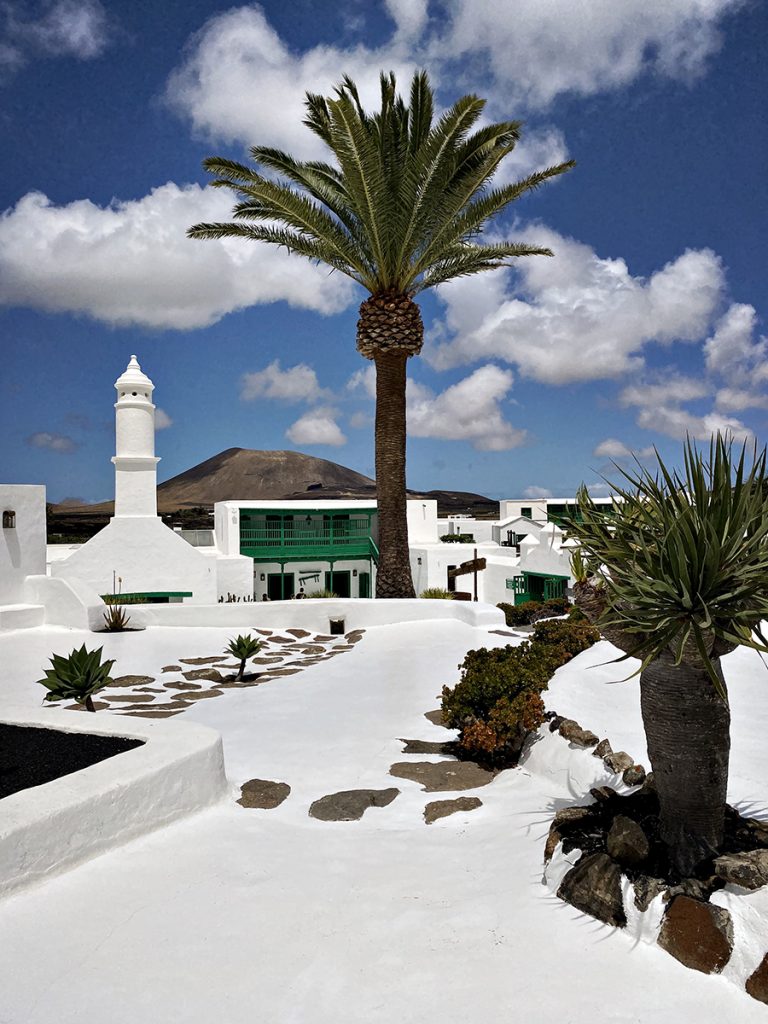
<box><xmin>26</xmin><ymin>431</ymin><xmax>77</xmax><ymax>453</ymax></box>
<box><xmin>240</xmin><ymin>360</ymin><xmax>330</xmax><ymax>403</ymax></box>
<box><xmin>165</xmin><ymin>5</ymin><xmax>420</xmax><ymax>158</ymax></box>
<box><xmin>619</xmin><ymin>374</ymin><xmax>752</xmax><ymax>442</ymax></box>
<box><xmin>523</xmin><ymin>486</ymin><xmax>552</xmax><ymax>499</ymax></box>
<box><xmin>407</xmin><ymin>365</ymin><xmax>525</xmax><ymax>451</ymax></box>
<box><xmin>427</xmin><ymin>227</ymin><xmax>725</xmax><ymax>385</ymax></box>
<box><xmin>593</xmin><ymin>438</ymin><xmax>655</xmax><ymax>460</ymax></box>
<box><xmin>286</xmin><ymin>407</ymin><xmax>347</xmax><ymax>447</ymax></box>
<box><xmin>154</xmin><ymin>408</ymin><xmax>173</xmax><ymax>430</ymax></box>
<box><xmin>0</xmin><ymin>184</ymin><xmax>356</xmax><ymax>329</ymax></box>
<box><xmin>433</xmin><ymin>0</ymin><xmax>743</xmax><ymax>108</ymax></box>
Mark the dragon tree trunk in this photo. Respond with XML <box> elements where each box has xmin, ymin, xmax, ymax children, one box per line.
<box><xmin>640</xmin><ymin>650</ymin><xmax>730</xmax><ymax>876</ymax></box>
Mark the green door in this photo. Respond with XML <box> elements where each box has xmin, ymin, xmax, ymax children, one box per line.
<box><xmin>267</xmin><ymin>572</ymin><xmax>295</xmax><ymax>601</ymax></box>
<box><xmin>358</xmin><ymin>572</ymin><xmax>370</xmax><ymax>598</ymax></box>
<box><xmin>324</xmin><ymin>570</ymin><xmax>351</xmax><ymax>598</ymax></box>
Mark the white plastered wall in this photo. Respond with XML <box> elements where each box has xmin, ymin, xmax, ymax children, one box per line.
<box><xmin>406</xmin><ymin>499</ymin><xmax>438</xmax><ymax>543</ymax></box>
<box><xmin>0</xmin><ymin>485</ymin><xmax>46</xmax><ymax>604</ymax></box>
<box><xmin>52</xmin><ymin>517</ymin><xmax>217</xmax><ymax>604</ymax></box>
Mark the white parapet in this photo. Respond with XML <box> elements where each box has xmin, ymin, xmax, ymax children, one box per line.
<box><xmin>0</xmin><ymin>707</ymin><xmax>228</xmax><ymax>898</ymax></box>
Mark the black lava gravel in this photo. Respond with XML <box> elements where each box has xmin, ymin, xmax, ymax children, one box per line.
<box><xmin>0</xmin><ymin>723</ymin><xmax>144</xmax><ymax>799</ymax></box>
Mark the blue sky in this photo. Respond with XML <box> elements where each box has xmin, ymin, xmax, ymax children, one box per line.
<box><xmin>1</xmin><ymin>0</ymin><xmax>766</xmax><ymax>503</ymax></box>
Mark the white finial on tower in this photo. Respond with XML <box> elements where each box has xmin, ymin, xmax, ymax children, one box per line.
<box><xmin>111</xmin><ymin>355</ymin><xmax>160</xmax><ymax>517</ymax></box>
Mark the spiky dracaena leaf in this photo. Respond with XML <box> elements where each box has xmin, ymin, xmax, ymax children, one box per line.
<box><xmin>565</xmin><ymin>435</ymin><xmax>768</xmax><ymax>699</ymax></box>
<box><xmin>37</xmin><ymin>645</ymin><xmax>115</xmax><ymax>705</ymax></box>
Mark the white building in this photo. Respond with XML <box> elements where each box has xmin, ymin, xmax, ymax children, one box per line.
<box><xmin>52</xmin><ymin>356</ymin><xmax>243</xmax><ymax>605</ymax></box>
<box><xmin>212</xmin><ymin>498</ymin><xmax>438</xmax><ymax>601</ymax></box>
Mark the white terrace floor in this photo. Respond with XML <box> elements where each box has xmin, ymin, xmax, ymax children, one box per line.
<box><xmin>1</xmin><ymin>620</ymin><xmax>767</xmax><ymax>1023</ymax></box>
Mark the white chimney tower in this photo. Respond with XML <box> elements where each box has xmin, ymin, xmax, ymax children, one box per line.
<box><xmin>111</xmin><ymin>355</ymin><xmax>160</xmax><ymax>518</ymax></box>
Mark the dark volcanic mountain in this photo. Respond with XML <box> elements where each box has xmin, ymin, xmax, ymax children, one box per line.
<box><xmin>50</xmin><ymin>448</ymin><xmax>498</xmax><ymax>535</ymax></box>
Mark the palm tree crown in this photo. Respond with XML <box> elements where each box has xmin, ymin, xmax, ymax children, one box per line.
<box><xmin>189</xmin><ymin>71</ymin><xmax>574</xmax><ymax>297</ymax></box>
<box><xmin>189</xmin><ymin>70</ymin><xmax>574</xmax><ymax>598</ymax></box>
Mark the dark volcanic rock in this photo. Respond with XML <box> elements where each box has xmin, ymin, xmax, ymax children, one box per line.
<box><xmin>548</xmin><ymin>715</ymin><xmax>566</xmax><ymax>733</ymax></box>
<box><xmin>179</xmin><ymin>657</ymin><xmax>227</xmax><ymax>665</ymax></box>
<box><xmin>161</xmin><ymin>665</ymin><xmax>182</xmax><ymax>673</ymax></box>
<box><xmin>593</xmin><ymin>738</ymin><xmax>612</xmax><ymax>759</ymax></box>
<box><xmin>606</xmin><ymin>815</ymin><xmax>650</xmax><ymax>866</ymax></box>
<box><xmin>309</xmin><ymin>788</ymin><xmax>399</xmax><ymax>821</ymax></box>
<box><xmin>558</xmin><ymin>719</ymin><xmax>598</xmax><ymax>748</ymax></box>
<box><xmin>424</xmin><ymin>709</ymin><xmax>446</xmax><ymax>726</ymax></box>
<box><xmin>633</xmin><ymin>875</ymin><xmax>667</xmax><ymax>912</ymax></box>
<box><xmin>388</xmin><ymin>760</ymin><xmax>494</xmax><ymax>792</ymax></box>
<box><xmin>658</xmin><ymin>896</ymin><xmax>733</xmax><ymax>974</ymax></box>
<box><xmin>182</xmin><ymin>668</ymin><xmax>224</xmax><ymax>683</ymax></box>
<box><xmin>713</xmin><ymin>850</ymin><xmax>768</xmax><ymax>890</ymax></box>
<box><xmin>746</xmin><ymin>953</ymin><xmax>768</xmax><ymax>1004</ymax></box>
<box><xmin>238</xmin><ymin>779</ymin><xmax>291</xmax><ymax>809</ymax></box>
<box><xmin>622</xmin><ymin>764</ymin><xmax>647</xmax><ymax>787</ymax></box>
<box><xmin>399</xmin><ymin>738</ymin><xmax>455</xmax><ymax>756</ymax></box>
<box><xmin>109</xmin><ymin>675</ymin><xmax>156</xmax><ymax>688</ymax></box>
<box><xmin>558</xmin><ymin>852</ymin><xmax>626</xmax><ymax>927</ymax></box>
<box><xmin>603</xmin><ymin>751</ymin><xmax>634</xmax><ymax>774</ymax></box>
<box><xmin>424</xmin><ymin>796</ymin><xmax>482</xmax><ymax>824</ymax></box>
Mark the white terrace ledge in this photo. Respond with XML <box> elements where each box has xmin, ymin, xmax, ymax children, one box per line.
<box><xmin>0</xmin><ymin>706</ymin><xmax>227</xmax><ymax>898</ymax></box>
<box><xmin>128</xmin><ymin>597</ymin><xmax>506</xmax><ymax>631</ymax></box>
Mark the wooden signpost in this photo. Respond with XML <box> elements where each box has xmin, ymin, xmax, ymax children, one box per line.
<box><xmin>447</xmin><ymin>548</ymin><xmax>487</xmax><ymax>602</ymax></box>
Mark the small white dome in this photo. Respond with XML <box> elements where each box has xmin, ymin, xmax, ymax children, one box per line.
<box><xmin>115</xmin><ymin>354</ymin><xmax>154</xmax><ymax>394</ymax></box>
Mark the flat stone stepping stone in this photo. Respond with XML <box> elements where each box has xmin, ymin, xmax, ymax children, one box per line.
<box><xmin>313</xmin><ymin>635</ymin><xmax>335</xmax><ymax>642</ymax></box>
<box><xmin>109</xmin><ymin>675</ymin><xmax>156</xmax><ymax>688</ymax></box>
<box><xmin>256</xmin><ymin>629</ymin><xmax>273</xmax><ymax>636</ymax></box>
<box><xmin>161</xmin><ymin>664</ymin><xmax>182</xmax><ymax>673</ymax></box>
<box><xmin>424</xmin><ymin>709</ymin><xmax>446</xmax><ymax>726</ymax></box>
<box><xmin>399</xmin><ymin>738</ymin><xmax>456</xmax><ymax>755</ymax></box>
<box><xmin>178</xmin><ymin>688</ymin><xmax>223</xmax><ymax>700</ymax></box>
<box><xmin>252</xmin><ymin>656</ymin><xmax>284</xmax><ymax>664</ymax></box>
<box><xmin>309</xmin><ymin>788</ymin><xmax>400</xmax><ymax>821</ymax></box>
<box><xmin>182</xmin><ymin>668</ymin><xmax>224</xmax><ymax>682</ymax></box>
<box><xmin>287</xmin><ymin>629</ymin><xmax>311</xmax><ymax>638</ymax></box>
<box><xmin>179</xmin><ymin>657</ymin><xmax>227</xmax><ymax>665</ymax></box>
<box><xmin>424</xmin><ymin>797</ymin><xmax>483</xmax><ymax>824</ymax></box>
<box><xmin>121</xmin><ymin>709</ymin><xmax>184</xmax><ymax>718</ymax></box>
<box><xmin>136</xmin><ymin>686</ymin><xmax>165</xmax><ymax>693</ymax></box>
<box><xmin>267</xmin><ymin>668</ymin><xmax>302</xmax><ymax>676</ymax></box>
<box><xmin>270</xmin><ymin>636</ymin><xmax>295</xmax><ymax>644</ymax></box>
<box><xmin>106</xmin><ymin>693</ymin><xmax>156</xmax><ymax>703</ymax></box>
<box><xmin>389</xmin><ymin>761</ymin><xmax>494</xmax><ymax>792</ymax></box>
<box><xmin>164</xmin><ymin>681</ymin><xmax>202</xmax><ymax>690</ymax></box>
<box><xmin>64</xmin><ymin>701</ymin><xmax>109</xmax><ymax>712</ymax></box>
<box><xmin>237</xmin><ymin>779</ymin><xmax>291</xmax><ymax>809</ymax></box>
<box><xmin>332</xmin><ymin>644</ymin><xmax>354</xmax><ymax>651</ymax></box>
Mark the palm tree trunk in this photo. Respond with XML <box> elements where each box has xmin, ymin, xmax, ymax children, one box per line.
<box><xmin>373</xmin><ymin>351</ymin><xmax>415</xmax><ymax>598</ymax></box>
<box><xmin>640</xmin><ymin>650</ymin><xmax>730</xmax><ymax>876</ymax></box>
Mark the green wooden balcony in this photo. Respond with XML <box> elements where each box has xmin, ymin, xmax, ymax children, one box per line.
<box><xmin>239</xmin><ymin>510</ymin><xmax>376</xmax><ymax>563</ymax></box>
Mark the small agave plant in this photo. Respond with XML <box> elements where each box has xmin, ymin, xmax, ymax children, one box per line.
<box><xmin>225</xmin><ymin>634</ymin><xmax>263</xmax><ymax>681</ymax></box>
<box><xmin>37</xmin><ymin>645</ymin><xmax>116</xmax><ymax>712</ymax></box>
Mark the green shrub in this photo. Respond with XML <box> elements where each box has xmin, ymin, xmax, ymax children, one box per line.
<box><xmin>37</xmin><ymin>645</ymin><xmax>115</xmax><ymax>712</ymax></box>
<box><xmin>441</xmin><ymin>617</ymin><xmax>600</xmax><ymax>768</ymax></box>
<box><xmin>567</xmin><ymin>605</ymin><xmax>588</xmax><ymax>623</ymax></box>
<box><xmin>541</xmin><ymin>596</ymin><xmax>571</xmax><ymax>616</ymax></box>
<box><xmin>420</xmin><ymin>587</ymin><xmax>454</xmax><ymax>599</ymax></box>
<box><xmin>226</xmin><ymin>633</ymin><xmax>263</xmax><ymax>680</ymax></box>
<box><xmin>497</xmin><ymin>600</ymin><xmax>542</xmax><ymax>626</ymax></box>
<box><xmin>532</xmin><ymin>619</ymin><xmax>600</xmax><ymax>660</ymax></box>
<box><xmin>439</xmin><ymin>533</ymin><xmax>475</xmax><ymax>543</ymax></box>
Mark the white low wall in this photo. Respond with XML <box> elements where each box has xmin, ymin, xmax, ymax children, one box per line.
<box><xmin>0</xmin><ymin>707</ymin><xmax>227</xmax><ymax>898</ymax></box>
<box><xmin>128</xmin><ymin>597</ymin><xmax>506</xmax><ymax>632</ymax></box>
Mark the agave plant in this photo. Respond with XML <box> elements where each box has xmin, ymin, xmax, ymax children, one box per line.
<box><xmin>566</xmin><ymin>435</ymin><xmax>768</xmax><ymax>874</ymax></box>
<box><xmin>226</xmin><ymin>634</ymin><xmax>263</xmax><ymax>681</ymax></box>
<box><xmin>37</xmin><ymin>645</ymin><xmax>116</xmax><ymax>712</ymax></box>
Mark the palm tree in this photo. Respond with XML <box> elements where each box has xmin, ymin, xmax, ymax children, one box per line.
<box><xmin>567</xmin><ymin>436</ymin><xmax>768</xmax><ymax>875</ymax></box>
<box><xmin>188</xmin><ymin>71</ymin><xmax>574</xmax><ymax>597</ymax></box>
